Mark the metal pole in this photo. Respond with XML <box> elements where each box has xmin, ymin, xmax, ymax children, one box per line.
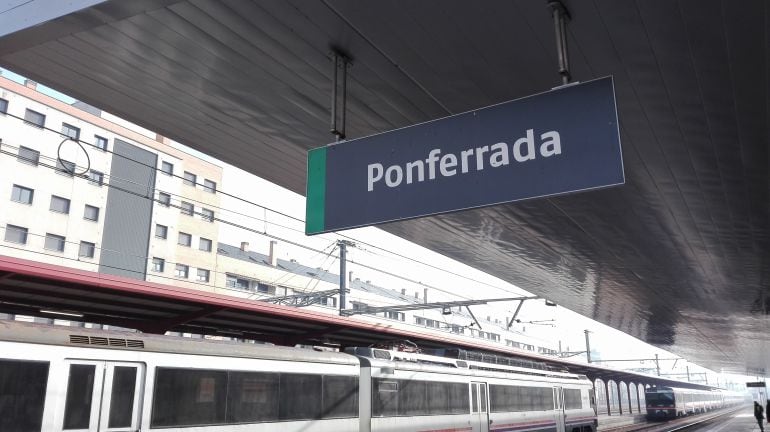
<box><xmin>330</xmin><ymin>51</ymin><xmax>349</xmax><ymax>141</ymax></box>
<box><xmin>548</xmin><ymin>1</ymin><xmax>571</xmax><ymax>85</ymax></box>
<box><xmin>584</xmin><ymin>329</ymin><xmax>592</xmax><ymax>363</ymax></box>
<box><xmin>686</xmin><ymin>365</ymin><xmax>691</xmax><ymax>382</ymax></box>
<box><xmin>466</xmin><ymin>306</ymin><xmax>482</xmax><ymax>330</ymax></box>
<box><xmin>507</xmin><ymin>299</ymin><xmax>525</xmax><ymax>329</ymax></box>
<box><xmin>330</xmin><ymin>52</ymin><xmax>338</xmax><ymax>137</ymax></box>
<box><xmin>338</xmin><ymin>240</ymin><xmax>347</xmax><ymax>315</ymax></box>
<box><xmin>655</xmin><ymin>354</ymin><xmax>660</xmax><ymax>376</ymax></box>
<box><xmin>340</xmin><ymin>56</ymin><xmax>347</xmax><ymax>141</ymax></box>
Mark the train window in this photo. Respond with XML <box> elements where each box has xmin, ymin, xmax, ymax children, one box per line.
<box><xmin>398</xmin><ymin>380</ymin><xmax>427</xmax><ymax>415</ymax></box>
<box><xmin>322</xmin><ymin>375</ymin><xmax>358</xmax><ymax>418</ymax></box>
<box><xmin>564</xmin><ymin>389</ymin><xmax>582</xmax><ymax>410</ymax></box>
<box><xmin>63</xmin><ymin>364</ymin><xmax>96</xmax><ymax>429</ymax></box>
<box><xmin>427</xmin><ymin>382</ymin><xmax>450</xmax><ymax>414</ymax></box>
<box><xmin>490</xmin><ymin>385</ymin><xmax>510</xmax><ymax>412</ymax></box>
<box><xmin>447</xmin><ymin>382</ymin><xmax>470</xmax><ymax>414</ymax></box>
<box><xmin>0</xmin><ymin>359</ymin><xmax>49</xmax><ymax>432</ymax></box>
<box><xmin>151</xmin><ymin>368</ymin><xmax>227</xmax><ymax>427</ymax></box>
<box><xmin>541</xmin><ymin>387</ymin><xmax>555</xmax><ymax>410</ymax></box>
<box><xmin>279</xmin><ymin>374</ymin><xmax>322</xmax><ymax>420</ymax></box>
<box><xmin>489</xmin><ymin>385</ymin><xmax>556</xmax><ymax>412</ymax></box>
<box><xmin>227</xmin><ymin>372</ymin><xmax>279</xmax><ymax>423</ymax></box>
<box><xmin>479</xmin><ymin>384</ymin><xmax>487</xmax><ymax>412</ymax></box>
<box><xmin>373</xmin><ymin>379</ymin><xmax>399</xmax><ymax>416</ymax></box>
<box><xmin>108</xmin><ymin>367</ymin><xmax>137</xmax><ymax>428</ymax></box>
<box><xmin>520</xmin><ymin>387</ymin><xmax>533</xmax><ymax>411</ymax></box>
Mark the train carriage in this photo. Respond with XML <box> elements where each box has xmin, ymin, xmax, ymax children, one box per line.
<box><xmin>645</xmin><ymin>386</ymin><xmax>742</xmax><ymax>420</ymax></box>
<box><xmin>350</xmin><ymin>347</ymin><xmax>597</xmax><ymax>432</ymax></box>
<box><xmin>0</xmin><ymin>321</ymin><xmax>606</xmax><ymax>432</ymax></box>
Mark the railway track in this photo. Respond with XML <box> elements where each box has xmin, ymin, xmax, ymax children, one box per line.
<box><xmin>601</xmin><ymin>406</ymin><xmax>745</xmax><ymax>432</ymax></box>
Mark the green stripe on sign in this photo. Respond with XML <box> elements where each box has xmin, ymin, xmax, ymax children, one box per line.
<box><xmin>305</xmin><ymin>147</ymin><xmax>327</xmax><ymax>234</ymax></box>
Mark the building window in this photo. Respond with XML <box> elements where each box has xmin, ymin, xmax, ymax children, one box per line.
<box><xmin>88</xmin><ymin>170</ymin><xmax>104</xmax><ymax>186</ymax></box>
<box><xmin>197</xmin><ymin>268</ymin><xmax>210</xmax><ymax>282</ymax></box>
<box><xmin>24</xmin><ymin>109</ymin><xmax>45</xmax><ymax>128</ymax></box>
<box><xmin>384</xmin><ymin>311</ymin><xmax>405</xmax><ymax>321</ymax></box>
<box><xmin>175</xmin><ymin>264</ymin><xmax>189</xmax><ymax>278</ymax></box>
<box><xmin>0</xmin><ymin>98</ymin><xmax>7</xmax><ymax>114</ymax></box>
<box><xmin>152</xmin><ymin>257</ymin><xmax>165</xmax><ymax>272</ymax></box>
<box><xmin>157</xmin><ymin>192</ymin><xmax>171</xmax><ymax>207</ymax></box>
<box><xmin>56</xmin><ymin>159</ymin><xmax>76</xmax><ymax>176</ymax></box>
<box><xmin>61</xmin><ymin>123</ymin><xmax>80</xmax><ymax>140</ymax></box>
<box><xmin>324</xmin><ymin>297</ymin><xmax>338</xmax><ymax>308</ymax></box>
<box><xmin>17</xmin><ymin>146</ymin><xmax>40</xmax><ymax>166</ymax></box>
<box><xmin>203</xmin><ymin>179</ymin><xmax>216</xmax><ymax>193</ymax></box>
<box><xmin>178</xmin><ymin>232</ymin><xmax>192</xmax><ymax>247</ymax></box>
<box><xmin>256</xmin><ymin>282</ymin><xmax>275</xmax><ymax>294</ymax></box>
<box><xmin>44</xmin><ymin>233</ymin><xmax>66</xmax><ymax>252</ymax></box>
<box><xmin>161</xmin><ymin>161</ymin><xmax>173</xmax><ymax>176</ymax></box>
<box><xmin>155</xmin><ymin>224</ymin><xmax>167</xmax><ymax>239</ymax></box>
<box><xmin>4</xmin><ymin>225</ymin><xmax>28</xmax><ymax>244</ymax></box>
<box><xmin>180</xmin><ymin>201</ymin><xmax>194</xmax><ymax>216</ymax></box>
<box><xmin>183</xmin><ymin>171</ymin><xmax>196</xmax><ymax>186</ymax></box>
<box><xmin>226</xmin><ymin>274</ymin><xmax>250</xmax><ymax>290</ymax></box>
<box><xmin>201</xmin><ymin>208</ymin><xmax>214</xmax><ymax>222</ymax></box>
<box><xmin>94</xmin><ymin>135</ymin><xmax>108</xmax><ymax>151</ymax></box>
<box><xmin>199</xmin><ymin>237</ymin><xmax>212</xmax><ymax>252</ymax></box>
<box><xmin>84</xmin><ymin>205</ymin><xmax>99</xmax><ymax>221</ymax></box>
<box><xmin>11</xmin><ymin>184</ymin><xmax>34</xmax><ymax>204</ymax></box>
<box><xmin>79</xmin><ymin>241</ymin><xmax>95</xmax><ymax>258</ymax></box>
<box><xmin>49</xmin><ymin>195</ymin><xmax>71</xmax><ymax>214</ymax></box>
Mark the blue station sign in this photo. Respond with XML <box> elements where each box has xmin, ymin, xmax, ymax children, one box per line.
<box><xmin>306</xmin><ymin>76</ymin><xmax>624</xmax><ymax>235</ymax></box>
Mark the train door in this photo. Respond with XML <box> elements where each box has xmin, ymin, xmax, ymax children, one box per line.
<box><xmin>54</xmin><ymin>360</ymin><xmax>144</xmax><ymax>432</ymax></box>
<box><xmin>470</xmin><ymin>382</ymin><xmax>490</xmax><ymax>432</ymax></box>
<box><xmin>553</xmin><ymin>386</ymin><xmax>566</xmax><ymax>432</ymax></box>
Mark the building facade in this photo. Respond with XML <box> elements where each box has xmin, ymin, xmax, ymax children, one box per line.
<box><xmin>0</xmin><ymin>75</ymin><xmax>222</xmax><ymax>292</ymax></box>
<box><xmin>0</xmin><ymin>74</ymin><xmax>559</xmax><ymax>357</ymax></box>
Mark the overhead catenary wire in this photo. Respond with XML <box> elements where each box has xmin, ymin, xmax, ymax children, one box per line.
<box><xmin>0</xmin><ymin>147</ymin><xmax>474</xmax><ymax>302</ymax></box>
<box><xmin>2</xmin><ymin>112</ymin><xmax>524</xmax><ymax>302</ymax></box>
<box><xmin>0</xmin><ymin>227</ymin><xmax>339</xmax><ymax>302</ymax></box>
<box><xmin>2</xmin><ymin>111</ymin><xmax>322</xmax><ymax>232</ymax></box>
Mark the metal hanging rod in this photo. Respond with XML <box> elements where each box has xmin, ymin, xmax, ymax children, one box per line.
<box><xmin>548</xmin><ymin>1</ymin><xmax>571</xmax><ymax>85</ymax></box>
<box><xmin>330</xmin><ymin>49</ymin><xmax>351</xmax><ymax>141</ymax></box>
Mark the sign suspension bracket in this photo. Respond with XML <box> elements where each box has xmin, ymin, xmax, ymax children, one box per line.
<box><xmin>548</xmin><ymin>1</ymin><xmax>571</xmax><ymax>85</ymax></box>
<box><xmin>330</xmin><ymin>49</ymin><xmax>351</xmax><ymax>142</ymax></box>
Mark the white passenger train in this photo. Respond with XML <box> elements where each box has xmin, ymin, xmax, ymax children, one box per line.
<box><xmin>0</xmin><ymin>321</ymin><xmax>597</xmax><ymax>432</ymax></box>
<box><xmin>644</xmin><ymin>386</ymin><xmax>744</xmax><ymax>420</ymax></box>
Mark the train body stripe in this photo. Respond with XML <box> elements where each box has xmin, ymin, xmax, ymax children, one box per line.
<box><xmin>491</xmin><ymin>419</ymin><xmax>557</xmax><ymax>431</ymax></box>
<box><xmin>417</xmin><ymin>427</ymin><xmax>474</xmax><ymax>432</ymax></box>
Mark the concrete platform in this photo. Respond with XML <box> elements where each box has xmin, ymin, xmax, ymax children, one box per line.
<box><xmin>689</xmin><ymin>408</ymin><xmax>765</xmax><ymax>431</ymax></box>
<box><xmin>597</xmin><ymin>413</ymin><xmax>648</xmax><ymax>430</ymax></box>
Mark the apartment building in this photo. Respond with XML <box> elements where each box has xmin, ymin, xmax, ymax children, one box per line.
<box><xmin>0</xmin><ymin>76</ymin><xmax>222</xmax><ymax>286</ymax></box>
<box><xmin>212</xmin><ymin>240</ymin><xmax>559</xmax><ymax>356</ymax></box>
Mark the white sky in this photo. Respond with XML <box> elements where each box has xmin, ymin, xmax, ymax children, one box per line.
<box><xmin>214</xmin><ymin>165</ymin><xmax>739</xmax><ymax>386</ymax></box>
<box><xmin>1</xmin><ymin>66</ymin><xmax>753</xmax><ymax>389</ymax></box>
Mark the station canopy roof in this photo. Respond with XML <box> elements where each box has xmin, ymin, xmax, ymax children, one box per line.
<box><xmin>0</xmin><ymin>0</ymin><xmax>767</xmax><ymax>376</ymax></box>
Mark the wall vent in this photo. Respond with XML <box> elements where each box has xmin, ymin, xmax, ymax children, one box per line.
<box><xmin>69</xmin><ymin>335</ymin><xmax>145</xmax><ymax>349</ymax></box>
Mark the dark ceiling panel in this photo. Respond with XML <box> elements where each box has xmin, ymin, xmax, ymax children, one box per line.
<box><xmin>0</xmin><ymin>0</ymin><xmax>767</xmax><ymax>375</ymax></box>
